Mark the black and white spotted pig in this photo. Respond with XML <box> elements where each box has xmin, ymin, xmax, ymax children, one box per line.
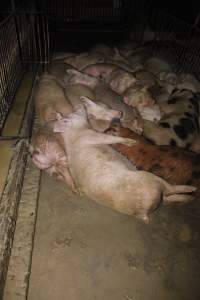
<box><xmin>142</xmin><ymin>89</ymin><xmax>200</xmax><ymax>150</ymax></box>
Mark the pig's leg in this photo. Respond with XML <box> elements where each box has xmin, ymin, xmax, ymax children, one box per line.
<box><xmin>84</xmin><ymin>132</ymin><xmax>137</xmax><ymax>146</ymax></box>
<box><xmin>57</xmin><ymin>165</ymin><xmax>78</xmax><ymax>193</ymax></box>
<box><xmin>163</xmin><ymin>194</ymin><xmax>194</xmax><ymax>204</ymax></box>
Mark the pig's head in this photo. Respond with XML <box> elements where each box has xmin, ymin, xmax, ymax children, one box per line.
<box><xmin>66</xmin><ymin>69</ymin><xmax>98</xmax><ymax>88</ymax></box>
<box><xmin>123</xmin><ymin>85</ymin><xmax>155</xmax><ymax>111</ymax></box>
<box><xmin>110</xmin><ymin>72</ymin><xmax>137</xmax><ymax>94</ymax></box>
<box><xmin>80</xmin><ymin>96</ymin><xmax>122</xmax><ymax>132</ymax></box>
<box><xmin>30</xmin><ymin>131</ymin><xmax>67</xmax><ymax>170</ymax></box>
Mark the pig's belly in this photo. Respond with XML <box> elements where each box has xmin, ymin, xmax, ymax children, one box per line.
<box><xmin>70</xmin><ymin>145</ymin><xmax>136</xmax><ymax>193</ymax></box>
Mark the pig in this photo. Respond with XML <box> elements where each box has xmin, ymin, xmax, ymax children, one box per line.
<box><xmin>158</xmin><ymin>71</ymin><xmax>178</xmax><ymax>87</ymax></box>
<box><xmin>121</xmin><ymin>79</ymin><xmax>163</xmax><ymax>122</ymax></box>
<box><xmin>30</xmin><ymin>125</ymin><xmax>76</xmax><ymax>191</ymax></box>
<box><xmin>127</xmin><ymin>48</ymin><xmax>152</xmax><ymax>69</ymax></box>
<box><xmin>80</xmin><ymin>97</ymin><xmax>122</xmax><ymax>132</ymax></box>
<box><xmin>148</xmin><ymin>84</ymin><xmax>172</xmax><ymax>103</ymax></box>
<box><xmin>123</xmin><ymin>84</ymin><xmax>156</xmax><ymax>111</ymax></box>
<box><xmin>53</xmin><ymin>103</ymin><xmax>196</xmax><ymax>223</ymax></box>
<box><xmin>64</xmin><ymin>83</ymin><xmax>96</xmax><ymax>108</ymax></box>
<box><xmin>144</xmin><ymin>56</ymin><xmax>173</xmax><ymax>75</ymax></box>
<box><xmin>89</xmin><ymin>44</ymin><xmax>114</xmax><ymax>58</ymax></box>
<box><xmin>129</xmin><ymin>70</ymin><xmax>172</xmax><ymax>105</ymax></box>
<box><xmin>30</xmin><ymin>98</ymin><xmax>123</xmax><ymax>188</ymax></box>
<box><xmin>134</xmin><ymin>70</ymin><xmax>157</xmax><ymax>86</ymax></box>
<box><xmin>176</xmin><ymin>73</ymin><xmax>200</xmax><ymax>93</ymax></box>
<box><xmin>66</xmin><ymin>69</ymin><xmax>99</xmax><ymax>90</ymax></box>
<box><xmin>107</xmin><ymin>47</ymin><xmax>138</xmax><ymax>68</ymax></box>
<box><xmin>159</xmin><ymin>90</ymin><xmax>199</xmax><ymax>116</ymax></box>
<box><xmin>133</xmin><ymin>70</ymin><xmax>174</xmax><ymax>103</ymax></box>
<box><xmin>94</xmin><ymin>84</ymin><xmax>143</xmax><ymax>134</ymax></box>
<box><xmin>65</xmin><ymin>69</ymin><xmax>143</xmax><ymax>134</ymax></box>
<box><xmin>63</xmin><ymin>52</ymin><xmax>105</xmax><ymax>70</ymax></box>
<box><xmin>135</xmin><ymin>90</ymin><xmax>200</xmax><ymax>149</ymax></box>
<box><xmin>89</xmin><ymin>44</ymin><xmax>131</xmax><ymax>65</ymax></box>
<box><xmin>47</xmin><ymin>61</ymin><xmax>76</xmax><ymax>87</ymax></box>
<box><xmin>116</xmin><ymin>41</ymin><xmax>140</xmax><ymax>57</ymax></box>
<box><xmin>107</xmin><ymin>69</ymin><xmax>138</xmax><ymax>94</ymax></box>
<box><xmin>142</xmin><ymin>117</ymin><xmax>198</xmax><ymax>150</ymax></box>
<box><xmin>139</xmin><ymin>105</ymin><xmax>161</xmax><ymax>122</ymax></box>
<box><xmin>34</xmin><ymin>74</ymin><xmax>73</xmax><ymax>125</ymax></box>
<box><xmin>108</xmin><ymin>122</ymin><xmax>200</xmax><ymax>193</ymax></box>
<box><xmin>82</xmin><ymin>63</ymin><xmax>136</xmax><ymax>80</ymax></box>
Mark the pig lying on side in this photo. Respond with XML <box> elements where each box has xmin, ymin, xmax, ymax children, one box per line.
<box><xmin>82</xmin><ymin>63</ymin><xmax>136</xmax><ymax>80</ymax></box>
<box><xmin>108</xmin><ymin>122</ymin><xmax>200</xmax><ymax>194</ymax></box>
<box><xmin>34</xmin><ymin>74</ymin><xmax>73</xmax><ymax>124</ymax></box>
<box><xmin>65</xmin><ymin>83</ymin><xmax>96</xmax><ymax>108</ymax></box>
<box><xmin>47</xmin><ymin>61</ymin><xmax>76</xmax><ymax>87</ymax></box>
<box><xmin>63</xmin><ymin>52</ymin><xmax>105</xmax><ymax>70</ymax></box>
<box><xmin>89</xmin><ymin>44</ymin><xmax>114</xmax><ymax>58</ymax></box>
<box><xmin>106</xmin><ymin>69</ymin><xmax>138</xmax><ymax>94</ymax></box>
<box><xmin>144</xmin><ymin>56</ymin><xmax>173</xmax><ymax>76</ymax></box>
<box><xmin>30</xmin><ymin>98</ymin><xmax>122</xmax><ymax>188</ymax></box>
<box><xmin>30</xmin><ymin>125</ymin><xmax>76</xmax><ymax>191</ymax></box>
<box><xmin>90</xmin><ymin>44</ymin><xmax>132</xmax><ymax>66</ymax></box>
<box><xmin>66</xmin><ymin>69</ymin><xmax>143</xmax><ymax>134</ymax></box>
<box><xmin>142</xmin><ymin>90</ymin><xmax>200</xmax><ymax>149</ymax></box>
<box><xmin>53</xmin><ymin>101</ymin><xmax>196</xmax><ymax>223</ymax></box>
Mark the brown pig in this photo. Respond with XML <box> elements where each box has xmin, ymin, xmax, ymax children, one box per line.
<box><xmin>108</xmin><ymin>122</ymin><xmax>200</xmax><ymax>194</ymax></box>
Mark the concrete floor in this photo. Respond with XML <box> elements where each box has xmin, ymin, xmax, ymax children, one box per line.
<box><xmin>0</xmin><ymin>72</ymin><xmax>34</xmax><ymax>196</ymax></box>
<box><xmin>28</xmin><ymin>172</ymin><xmax>200</xmax><ymax>300</ymax></box>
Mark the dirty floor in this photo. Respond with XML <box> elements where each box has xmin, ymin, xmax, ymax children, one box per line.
<box><xmin>0</xmin><ymin>72</ymin><xmax>34</xmax><ymax>196</ymax></box>
<box><xmin>28</xmin><ymin>172</ymin><xmax>200</xmax><ymax>300</ymax></box>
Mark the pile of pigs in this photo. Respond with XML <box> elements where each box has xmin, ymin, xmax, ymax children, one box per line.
<box><xmin>30</xmin><ymin>42</ymin><xmax>200</xmax><ymax>223</ymax></box>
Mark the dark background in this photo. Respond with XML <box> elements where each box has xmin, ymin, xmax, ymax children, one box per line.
<box><xmin>0</xmin><ymin>0</ymin><xmax>200</xmax><ymax>26</ymax></box>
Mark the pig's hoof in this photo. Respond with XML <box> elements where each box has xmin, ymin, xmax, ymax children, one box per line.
<box><xmin>123</xmin><ymin>138</ymin><xmax>137</xmax><ymax>146</ymax></box>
